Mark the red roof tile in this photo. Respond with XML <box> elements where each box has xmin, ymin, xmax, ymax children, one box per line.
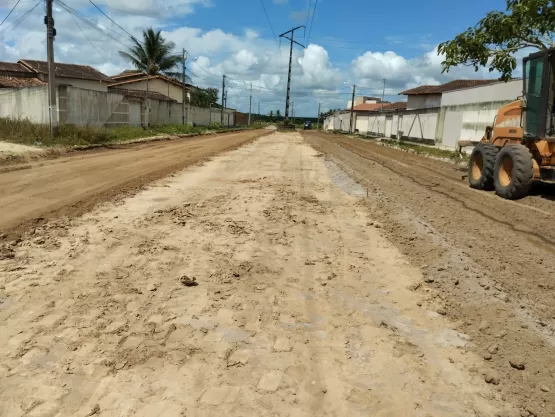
<box><xmin>351</xmin><ymin>102</ymin><xmax>389</xmax><ymax>112</ymax></box>
<box><xmin>0</xmin><ymin>76</ymin><xmax>46</xmax><ymax>88</ymax></box>
<box><xmin>400</xmin><ymin>79</ymin><xmax>499</xmax><ymax>95</ymax></box>
<box><xmin>18</xmin><ymin>59</ymin><xmax>113</xmax><ymax>82</ymax></box>
<box><xmin>0</xmin><ymin>62</ymin><xmax>33</xmax><ymax>73</ymax></box>
<box><xmin>108</xmin><ymin>74</ymin><xmax>191</xmax><ymax>89</ymax></box>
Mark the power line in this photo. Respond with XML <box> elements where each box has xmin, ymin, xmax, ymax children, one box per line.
<box><xmin>304</xmin><ymin>0</ymin><xmax>312</xmax><ymax>44</ymax></box>
<box><xmin>0</xmin><ymin>0</ymin><xmax>21</xmax><ymax>27</ymax></box>
<box><xmin>59</xmin><ymin>1</ymin><xmax>108</xmax><ymax>64</ymax></box>
<box><xmin>56</xmin><ymin>0</ymin><xmax>131</xmax><ymax>49</ymax></box>
<box><xmin>87</xmin><ymin>0</ymin><xmax>138</xmax><ymax>42</ymax></box>
<box><xmin>259</xmin><ymin>0</ymin><xmax>277</xmax><ymax>42</ymax></box>
<box><xmin>0</xmin><ymin>0</ymin><xmax>40</xmax><ymax>35</ymax></box>
<box><xmin>306</xmin><ymin>0</ymin><xmax>318</xmax><ymax>45</ymax></box>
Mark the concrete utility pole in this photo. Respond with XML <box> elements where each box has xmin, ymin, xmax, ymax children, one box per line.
<box><xmin>292</xmin><ymin>102</ymin><xmax>295</xmax><ymax>125</ymax></box>
<box><xmin>350</xmin><ymin>84</ymin><xmax>356</xmax><ymax>134</ymax></box>
<box><xmin>45</xmin><ymin>0</ymin><xmax>58</xmax><ymax>136</ymax></box>
<box><xmin>248</xmin><ymin>82</ymin><xmax>252</xmax><ymax>126</ymax></box>
<box><xmin>279</xmin><ymin>25</ymin><xmax>305</xmax><ymax>125</ymax></box>
<box><xmin>317</xmin><ymin>102</ymin><xmax>321</xmax><ymax>130</ymax></box>
<box><xmin>381</xmin><ymin>78</ymin><xmax>386</xmax><ymax>111</ymax></box>
<box><xmin>221</xmin><ymin>74</ymin><xmax>226</xmax><ymax>125</ymax></box>
<box><xmin>186</xmin><ymin>48</ymin><xmax>188</xmax><ymax>124</ymax></box>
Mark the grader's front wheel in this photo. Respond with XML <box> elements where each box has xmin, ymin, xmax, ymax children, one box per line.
<box><xmin>493</xmin><ymin>144</ymin><xmax>534</xmax><ymax>200</ymax></box>
<box><xmin>468</xmin><ymin>143</ymin><xmax>499</xmax><ymax>190</ymax></box>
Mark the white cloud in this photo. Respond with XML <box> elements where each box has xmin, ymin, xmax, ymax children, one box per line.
<box><xmin>351</xmin><ymin>46</ymin><xmax>499</xmax><ymax>93</ymax></box>
<box><xmin>0</xmin><ymin>0</ymin><xmax>507</xmax><ymax>116</ymax></box>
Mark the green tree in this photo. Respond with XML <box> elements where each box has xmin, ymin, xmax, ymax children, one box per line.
<box><xmin>119</xmin><ymin>28</ymin><xmax>181</xmax><ymax>78</ymax></box>
<box><xmin>438</xmin><ymin>0</ymin><xmax>555</xmax><ymax>81</ymax></box>
<box><xmin>189</xmin><ymin>87</ymin><xmax>219</xmax><ymax>108</ymax></box>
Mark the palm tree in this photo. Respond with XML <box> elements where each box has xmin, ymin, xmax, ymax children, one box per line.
<box><xmin>119</xmin><ymin>28</ymin><xmax>182</xmax><ymax>79</ymax></box>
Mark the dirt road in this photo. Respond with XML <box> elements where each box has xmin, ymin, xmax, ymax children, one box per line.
<box><xmin>0</xmin><ymin>132</ymin><xmax>518</xmax><ymax>416</ymax></box>
<box><xmin>303</xmin><ymin>131</ymin><xmax>555</xmax><ymax>416</ymax></box>
<box><xmin>0</xmin><ymin>130</ymin><xmax>269</xmax><ymax>238</ymax></box>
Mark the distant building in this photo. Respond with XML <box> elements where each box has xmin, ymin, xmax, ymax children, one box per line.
<box><xmin>0</xmin><ymin>59</ymin><xmax>113</xmax><ymax>91</ymax></box>
<box><xmin>347</xmin><ymin>95</ymin><xmax>382</xmax><ymax>109</ymax></box>
<box><xmin>400</xmin><ymin>79</ymin><xmax>499</xmax><ymax>110</ymax></box>
<box><xmin>109</xmin><ymin>71</ymin><xmax>194</xmax><ymax>104</ymax></box>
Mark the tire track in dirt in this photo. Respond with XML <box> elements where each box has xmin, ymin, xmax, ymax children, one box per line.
<box><xmin>304</xmin><ymin>131</ymin><xmax>555</xmax><ymax>416</ymax></box>
<box><xmin>335</xmin><ymin>141</ymin><xmax>555</xmax><ymax>248</ymax></box>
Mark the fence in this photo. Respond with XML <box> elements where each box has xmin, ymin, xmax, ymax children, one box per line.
<box><xmin>0</xmin><ymin>85</ymin><xmax>235</xmax><ymax>127</ymax></box>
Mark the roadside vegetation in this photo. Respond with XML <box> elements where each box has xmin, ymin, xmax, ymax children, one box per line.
<box><xmin>379</xmin><ymin>138</ymin><xmax>468</xmax><ymax>162</ymax></box>
<box><xmin>0</xmin><ymin>117</ymin><xmax>259</xmax><ymax>148</ymax></box>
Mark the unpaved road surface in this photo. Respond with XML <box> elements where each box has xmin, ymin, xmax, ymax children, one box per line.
<box><xmin>0</xmin><ymin>130</ymin><xmax>269</xmax><ymax>238</ymax></box>
<box><xmin>304</xmin><ymin>131</ymin><xmax>555</xmax><ymax>416</ymax></box>
<box><xmin>0</xmin><ymin>132</ymin><xmax>518</xmax><ymax>416</ymax></box>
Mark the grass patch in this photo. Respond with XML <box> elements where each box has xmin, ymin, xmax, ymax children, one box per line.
<box><xmin>0</xmin><ymin>118</ymin><xmax>258</xmax><ymax>148</ymax></box>
<box><xmin>377</xmin><ymin>138</ymin><xmax>468</xmax><ymax>163</ymax></box>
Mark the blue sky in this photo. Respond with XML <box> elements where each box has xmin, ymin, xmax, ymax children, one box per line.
<box><xmin>0</xmin><ymin>0</ymin><xmax>510</xmax><ymax>115</ymax></box>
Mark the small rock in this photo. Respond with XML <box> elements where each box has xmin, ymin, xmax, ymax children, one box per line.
<box><xmin>85</xmin><ymin>404</ymin><xmax>100</xmax><ymax>416</ymax></box>
<box><xmin>483</xmin><ymin>353</ymin><xmax>492</xmax><ymax>361</ymax></box>
<box><xmin>373</xmin><ymin>222</ymin><xmax>382</xmax><ymax>229</ymax></box>
<box><xmin>436</xmin><ymin>308</ymin><xmax>447</xmax><ymax>316</ymax></box>
<box><xmin>327</xmin><ymin>273</ymin><xmax>337</xmax><ymax>280</ymax></box>
<box><xmin>304</xmin><ymin>261</ymin><xmax>315</xmax><ymax>266</ymax></box>
<box><xmin>509</xmin><ymin>358</ymin><xmax>525</xmax><ymax>370</ymax></box>
<box><xmin>179</xmin><ymin>275</ymin><xmax>198</xmax><ymax>287</ymax></box>
<box><xmin>494</xmin><ymin>330</ymin><xmax>507</xmax><ymax>339</ymax></box>
<box><xmin>525</xmin><ymin>406</ymin><xmax>538</xmax><ymax>417</ymax></box>
<box><xmin>488</xmin><ymin>344</ymin><xmax>499</xmax><ymax>354</ymax></box>
<box><xmin>437</xmin><ymin>267</ymin><xmax>446</xmax><ymax>272</ymax></box>
<box><xmin>478</xmin><ymin>320</ymin><xmax>489</xmax><ymax>332</ymax></box>
<box><xmin>321</xmin><ymin>282</ymin><xmax>327</xmax><ymax>287</ymax></box>
<box><xmin>424</xmin><ymin>277</ymin><xmax>435</xmax><ymax>283</ymax></box>
<box><xmin>540</xmin><ymin>385</ymin><xmax>550</xmax><ymax>392</ymax></box>
<box><xmin>484</xmin><ymin>370</ymin><xmax>501</xmax><ymax>385</ymax></box>
<box><xmin>408</xmin><ymin>282</ymin><xmax>421</xmax><ymax>291</ymax></box>
<box><xmin>146</xmin><ymin>283</ymin><xmax>158</xmax><ymax>292</ymax></box>
<box><xmin>416</xmin><ymin>302</ymin><xmax>422</xmax><ymax>307</ymax></box>
<box><xmin>454</xmin><ymin>279</ymin><xmax>460</xmax><ymax>286</ymax></box>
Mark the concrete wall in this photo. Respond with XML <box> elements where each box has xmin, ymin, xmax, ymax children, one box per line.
<box><xmin>0</xmin><ymin>86</ymin><xmax>234</xmax><ymax>128</ymax></box>
<box><xmin>112</xmin><ymin>79</ymin><xmax>184</xmax><ymax>103</ymax></box>
<box><xmin>436</xmin><ymin>80</ymin><xmax>522</xmax><ymax>149</ymax></box>
<box><xmin>407</xmin><ymin>94</ymin><xmax>441</xmax><ymax>110</ymax></box>
<box><xmin>0</xmin><ymin>86</ymin><xmax>49</xmax><ymax>123</ymax></box>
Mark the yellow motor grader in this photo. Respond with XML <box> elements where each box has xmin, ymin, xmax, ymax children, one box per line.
<box><xmin>469</xmin><ymin>48</ymin><xmax>555</xmax><ymax>199</ymax></box>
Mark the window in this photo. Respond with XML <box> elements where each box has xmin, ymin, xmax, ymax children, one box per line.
<box><xmin>525</xmin><ymin>56</ymin><xmax>544</xmax><ymax>137</ymax></box>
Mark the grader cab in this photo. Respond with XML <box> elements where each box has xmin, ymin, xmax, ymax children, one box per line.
<box><xmin>468</xmin><ymin>48</ymin><xmax>555</xmax><ymax>199</ymax></box>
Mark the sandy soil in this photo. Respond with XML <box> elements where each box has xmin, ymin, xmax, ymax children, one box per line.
<box><xmin>0</xmin><ymin>130</ymin><xmax>269</xmax><ymax>238</ymax></box>
<box><xmin>0</xmin><ymin>132</ymin><xmax>515</xmax><ymax>416</ymax></box>
<box><xmin>304</xmin><ymin>131</ymin><xmax>555</xmax><ymax>417</ymax></box>
<box><xmin>0</xmin><ymin>141</ymin><xmax>44</xmax><ymax>161</ymax></box>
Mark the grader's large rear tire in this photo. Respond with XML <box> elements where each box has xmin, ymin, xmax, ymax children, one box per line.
<box><xmin>468</xmin><ymin>143</ymin><xmax>498</xmax><ymax>190</ymax></box>
<box><xmin>493</xmin><ymin>144</ymin><xmax>534</xmax><ymax>200</ymax></box>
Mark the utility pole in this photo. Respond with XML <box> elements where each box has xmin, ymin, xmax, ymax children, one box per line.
<box><xmin>381</xmin><ymin>78</ymin><xmax>386</xmax><ymax>111</ymax></box>
<box><xmin>248</xmin><ymin>82</ymin><xmax>252</xmax><ymax>126</ymax></box>
<box><xmin>317</xmin><ymin>102</ymin><xmax>321</xmax><ymax>130</ymax></box>
<box><xmin>350</xmin><ymin>84</ymin><xmax>356</xmax><ymax>134</ymax></box>
<box><xmin>186</xmin><ymin>48</ymin><xmax>188</xmax><ymax>124</ymax></box>
<box><xmin>258</xmin><ymin>102</ymin><xmax>260</xmax><ymax>116</ymax></box>
<box><xmin>279</xmin><ymin>25</ymin><xmax>305</xmax><ymax>125</ymax></box>
<box><xmin>221</xmin><ymin>74</ymin><xmax>226</xmax><ymax>125</ymax></box>
<box><xmin>45</xmin><ymin>0</ymin><xmax>58</xmax><ymax>136</ymax></box>
<box><xmin>292</xmin><ymin>102</ymin><xmax>295</xmax><ymax>125</ymax></box>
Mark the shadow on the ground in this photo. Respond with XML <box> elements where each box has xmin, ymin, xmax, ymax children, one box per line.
<box><xmin>530</xmin><ymin>182</ymin><xmax>555</xmax><ymax>201</ymax></box>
